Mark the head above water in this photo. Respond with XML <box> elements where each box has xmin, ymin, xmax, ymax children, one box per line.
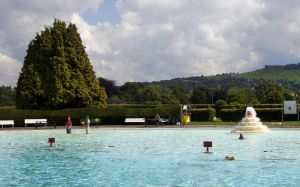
<box><xmin>239</xmin><ymin>133</ymin><xmax>244</xmax><ymax>139</ymax></box>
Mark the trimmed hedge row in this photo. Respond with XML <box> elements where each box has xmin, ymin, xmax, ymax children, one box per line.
<box><xmin>0</xmin><ymin>106</ymin><xmax>218</xmax><ymax>126</ymax></box>
<box><xmin>219</xmin><ymin>109</ymin><xmax>244</xmax><ymax>121</ymax></box>
<box><xmin>1</xmin><ymin>104</ymin><xmax>297</xmax><ymax>125</ymax></box>
<box><xmin>219</xmin><ymin>108</ymin><xmax>299</xmax><ymax>122</ymax></box>
<box><xmin>190</xmin><ymin>104</ymin><xmax>214</xmax><ymax>109</ymax></box>
<box><xmin>0</xmin><ymin>106</ymin><xmax>181</xmax><ymax>127</ymax></box>
<box><xmin>218</xmin><ymin>104</ymin><xmax>300</xmax><ymax>109</ymax></box>
<box><xmin>191</xmin><ymin>108</ymin><xmax>216</xmax><ymax>121</ymax></box>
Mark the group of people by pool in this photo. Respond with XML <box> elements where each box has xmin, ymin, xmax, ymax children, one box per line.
<box><xmin>65</xmin><ymin>115</ymin><xmax>244</xmax><ymax>161</ymax></box>
<box><xmin>65</xmin><ymin>115</ymin><xmax>90</xmax><ymax>134</ymax></box>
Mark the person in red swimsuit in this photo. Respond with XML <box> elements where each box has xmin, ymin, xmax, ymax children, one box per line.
<box><xmin>66</xmin><ymin>116</ymin><xmax>72</xmax><ymax>134</ymax></box>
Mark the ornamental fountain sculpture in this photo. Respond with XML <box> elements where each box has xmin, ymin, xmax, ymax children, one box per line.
<box><xmin>232</xmin><ymin>107</ymin><xmax>269</xmax><ymax>133</ymax></box>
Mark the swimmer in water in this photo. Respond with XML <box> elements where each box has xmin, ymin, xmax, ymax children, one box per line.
<box><xmin>239</xmin><ymin>133</ymin><xmax>244</xmax><ymax>140</ymax></box>
<box><xmin>225</xmin><ymin>156</ymin><xmax>237</xmax><ymax>160</ymax></box>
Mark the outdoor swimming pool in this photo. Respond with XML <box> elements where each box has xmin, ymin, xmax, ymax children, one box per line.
<box><xmin>1</xmin><ymin>128</ymin><xmax>300</xmax><ymax>186</ymax></box>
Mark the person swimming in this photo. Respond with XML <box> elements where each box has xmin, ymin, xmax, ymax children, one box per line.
<box><xmin>239</xmin><ymin>133</ymin><xmax>244</xmax><ymax>140</ymax></box>
<box><xmin>225</xmin><ymin>156</ymin><xmax>237</xmax><ymax>161</ymax></box>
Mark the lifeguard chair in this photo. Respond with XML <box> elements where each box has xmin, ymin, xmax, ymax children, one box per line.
<box><xmin>181</xmin><ymin>105</ymin><xmax>191</xmax><ymax>127</ymax></box>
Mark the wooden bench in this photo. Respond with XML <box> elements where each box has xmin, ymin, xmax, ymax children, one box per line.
<box><xmin>0</xmin><ymin>120</ymin><xmax>14</xmax><ymax>128</ymax></box>
<box><xmin>25</xmin><ymin>119</ymin><xmax>47</xmax><ymax>128</ymax></box>
<box><xmin>125</xmin><ymin>118</ymin><xmax>145</xmax><ymax>124</ymax></box>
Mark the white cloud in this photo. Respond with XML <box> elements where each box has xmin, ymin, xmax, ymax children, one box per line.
<box><xmin>1</xmin><ymin>0</ymin><xmax>300</xmax><ymax>86</ymax></box>
<box><xmin>0</xmin><ymin>0</ymin><xmax>104</xmax><ymax>85</ymax></box>
<box><xmin>0</xmin><ymin>53</ymin><xmax>22</xmax><ymax>86</ymax></box>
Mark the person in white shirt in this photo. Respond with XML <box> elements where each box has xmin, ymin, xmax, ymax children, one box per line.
<box><xmin>85</xmin><ymin>115</ymin><xmax>90</xmax><ymax>134</ymax></box>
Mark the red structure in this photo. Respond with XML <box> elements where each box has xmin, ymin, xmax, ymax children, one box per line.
<box><xmin>203</xmin><ymin>141</ymin><xmax>212</xmax><ymax>153</ymax></box>
<box><xmin>48</xmin><ymin>137</ymin><xmax>55</xmax><ymax>147</ymax></box>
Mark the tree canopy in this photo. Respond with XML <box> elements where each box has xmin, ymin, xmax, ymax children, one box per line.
<box><xmin>0</xmin><ymin>86</ymin><xmax>15</xmax><ymax>106</ymax></box>
<box><xmin>255</xmin><ymin>82</ymin><xmax>284</xmax><ymax>104</ymax></box>
<box><xmin>16</xmin><ymin>19</ymin><xmax>107</xmax><ymax>109</ymax></box>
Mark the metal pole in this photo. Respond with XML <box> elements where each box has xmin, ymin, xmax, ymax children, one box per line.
<box><xmin>282</xmin><ymin>101</ymin><xmax>284</xmax><ymax>128</ymax></box>
<box><xmin>296</xmin><ymin>98</ymin><xmax>299</xmax><ymax>127</ymax></box>
<box><xmin>180</xmin><ymin>105</ymin><xmax>182</xmax><ymax>124</ymax></box>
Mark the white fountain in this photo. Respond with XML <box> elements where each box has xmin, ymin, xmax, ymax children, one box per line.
<box><xmin>232</xmin><ymin>107</ymin><xmax>269</xmax><ymax>133</ymax></box>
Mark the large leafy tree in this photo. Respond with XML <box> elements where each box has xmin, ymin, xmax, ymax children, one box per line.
<box><xmin>190</xmin><ymin>86</ymin><xmax>211</xmax><ymax>104</ymax></box>
<box><xmin>98</xmin><ymin>77</ymin><xmax>120</xmax><ymax>98</ymax></box>
<box><xmin>255</xmin><ymin>82</ymin><xmax>284</xmax><ymax>104</ymax></box>
<box><xmin>16</xmin><ymin>19</ymin><xmax>107</xmax><ymax>109</ymax></box>
<box><xmin>227</xmin><ymin>87</ymin><xmax>255</xmax><ymax>104</ymax></box>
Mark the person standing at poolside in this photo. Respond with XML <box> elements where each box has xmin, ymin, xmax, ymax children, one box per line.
<box><xmin>85</xmin><ymin>115</ymin><xmax>90</xmax><ymax>134</ymax></box>
<box><xmin>155</xmin><ymin>114</ymin><xmax>161</xmax><ymax>126</ymax></box>
<box><xmin>66</xmin><ymin>116</ymin><xmax>72</xmax><ymax>134</ymax></box>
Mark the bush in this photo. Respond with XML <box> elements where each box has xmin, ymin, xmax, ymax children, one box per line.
<box><xmin>218</xmin><ymin>104</ymin><xmax>246</xmax><ymax>110</ymax></box>
<box><xmin>254</xmin><ymin>108</ymin><xmax>282</xmax><ymax>121</ymax></box>
<box><xmin>0</xmin><ymin>106</ymin><xmax>181</xmax><ymax>126</ymax></box>
<box><xmin>253</xmin><ymin>104</ymin><xmax>283</xmax><ymax>108</ymax></box>
<box><xmin>219</xmin><ymin>108</ymin><xmax>244</xmax><ymax>121</ymax></box>
<box><xmin>190</xmin><ymin>104</ymin><xmax>214</xmax><ymax>109</ymax></box>
<box><xmin>215</xmin><ymin>100</ymin><xmax>227</xmax><ymax>106</ymax></box>
<box><xmin>255</xmin><ymin>108</ymin><xmax>299</xmax><ymax>121</ymax></box>
<box><xmin>191</xmin><ymin>108</ymin><xmax>216</xmax><ymax>121</ymax></box>
<box><xmin>219</xmin><ymin>107</ymin><xmax>299</xmax><ymax>122</ymax></box>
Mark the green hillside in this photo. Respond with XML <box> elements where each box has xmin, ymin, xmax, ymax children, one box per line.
<box><xmin>147</xmin><ymin>64</ymin><xmax>300</xmax><ymax>91</ymax></box>
<box><xmin>238</xmin><ymin>67</ymin><xmax>300</xmax><ymax>81</ymax></box>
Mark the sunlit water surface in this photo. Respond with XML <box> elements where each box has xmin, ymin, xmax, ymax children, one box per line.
<box><xmin>1</xmin><ymin>128</ymin><xmax>300</xmax><ymax>186</ymax></box>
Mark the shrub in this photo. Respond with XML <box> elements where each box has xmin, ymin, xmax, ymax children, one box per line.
<box><xmin>219</xmin><ymin>107</ymin><xmax>299</xmax><ymax>122</ymax></box>
<box><xmin>219</xmin><ymin>109</ymin><xmax>244</xmax><ymax>121</ymax></box>
<box><xmin>0</xmin><ymin>106</ymin><xmax>181</xmax><ymax>126</ymax></box>
<box><xmin>253</xmin><ymin>104</ymin><xmax>283</xmax><ymax>108</ymax></box>
<box><xmin>190</xmin><ymin>104</ymin><xmax>214</xmax><ymax>109</ymax></box>
<box><xmin>191</xmin><ymin>108</ymin><xmax>216</xmax><ymax>121</ymax></box>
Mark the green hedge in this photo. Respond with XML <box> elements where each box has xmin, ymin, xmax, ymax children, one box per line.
<box><xmin>2</xmin><ymin>104</ymin><xmax>298</xmax><ymax>126</ymax></box>
<box><xmin>0</xmin><ymin>106</ymin><xmax>180</xmax><ymax>127</ymax></box>
<box><xmin>253</xmin><ymin>104</ymin><xmax>283</xmax><ymax>108</ymax></box>
<box><xmin>256</xmin><ymin>108</ymin><xmax>299</xmax><ymax>121</ymax></box>
<box><xmin>191</xmin><ymin>108</ymin><xmax>216</xmax><ymax>121</ymax></box>
<box><xmin>218</xmin><ymin>104</ymin><xmax>246</xmax><ymax>110</ymax></box>
<box><xmin>218</xmin><ymin>104</ymin><xmax>300</xmax><ymax>109</ymax></box>
<box><xmin>219</xmin><ymin>109</ymin><xmax>244</xmax><ymax>121</ymax></box>
<box><xmin>108</xmin><ymin>104</ymin><xmax>156</xmax><ymax>108</ymax></box>
<box><xmin>108</xmin><ymin>104</ymin><xmax>180</xmax><ymax>108</ymax></box>
<box><xmin>219</xmin><ymin>108</ymin><xmax>299</xmax><ymax>122</ymax></box>
<box><xmin>190</xmin><ymin>104</ymin><xmax>215</xmax><ymax>109</ymax></box>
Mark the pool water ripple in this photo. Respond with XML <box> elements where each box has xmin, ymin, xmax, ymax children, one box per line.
<box><xmin>1</xmin><ymin>129</ymin><xmax>300</xmax><ymax>186</ymax></box>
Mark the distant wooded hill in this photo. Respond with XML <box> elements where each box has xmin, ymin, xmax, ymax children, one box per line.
<box><xmin>146</xmin><ymin>63</ymin><xmax>300</xmax><ymax>91</ymax></box>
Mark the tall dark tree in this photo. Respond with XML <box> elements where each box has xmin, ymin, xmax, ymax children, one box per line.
<box><xmin>16</xmin><ymin>19</ymin><xmax>107</xmax><ymax>109</ymax></box>
<box><xmin>98</xmin><ymin>77</ymin><xmax>120</xmax><ymax>98</ymax></box>
<box><xmin>0</xmin><ymin>86</ymin><xmax>16</xmax><ymax>106</ymax></box>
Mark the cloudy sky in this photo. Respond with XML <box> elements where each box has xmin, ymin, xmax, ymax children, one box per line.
<box><xmin>0</xmin><ymin>0</ymin><xmax>300</xmax><ymax>86</ymax></box>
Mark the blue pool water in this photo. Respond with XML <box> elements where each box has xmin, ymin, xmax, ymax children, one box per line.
<box><xmin>1</xmin><ymin>128</ymin><xmax>300</xmax><ymax>186</ymax></box>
